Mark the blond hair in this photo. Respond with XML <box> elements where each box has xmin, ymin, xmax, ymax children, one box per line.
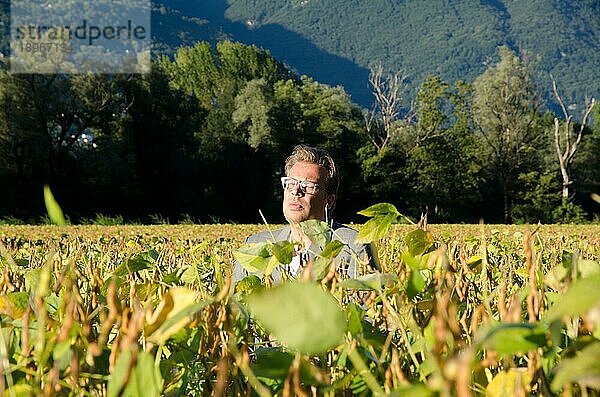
<box><xmin>284</xmin><ymin>145</ymin><xmax>339</xmax><ymax>195</ymax></box>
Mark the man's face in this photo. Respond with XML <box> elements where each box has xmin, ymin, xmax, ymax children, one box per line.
<box><xmin>282</xmin><ymin>161</ymin><xmax>333</xmax><ymax>224</ymax></box>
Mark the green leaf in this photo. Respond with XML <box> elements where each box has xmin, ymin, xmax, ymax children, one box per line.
<box><xmin>357</xmin><ymin>203</ymin><xmax>399</xmax><ymax>217</ymax></box>
<box><xmin>390</xmin><ymin>383</ymin><xmax>437</xmax><ymax>397</ymax></box>
<box><xmin>122</xmin><ymin>351</ymin><xmax>163</xmax><ymax>397</ymax></box>
<box><xmin>251</xmin><ymin>348</ymin><xmax>294</xmax><ymax>379</ymax></box>
<box><xmin>107</xmin><ymin>348</ymin><xmax>133</xmax><ymax>397</ymax></box>
<box><xmin>43</xmin><ymin>184</ymin><xmax>66</xmax><ymax>226</ymax></box>
<box><xmin>356</xmin><ymin>212</ymin><xmax>397</xmax><ymax>244</ymax></box>
<box><xmin>235</xmin><ymin>275</ymin><xmax>263</xmax><ymax>294</ymax></box>
<box><xmin>270</xmin><ymin>240</ymin><xmax>294</xmax><ymax>265</ymax></box>
<box><xmin>551</xmin><ymin>341</ymin><xmax>600</xmax><ymax>391</ymax></box>
<box><xmin>477</xmin><ymin>323</ymin><xmax>547</xmax><ymax>355</ymax></box>
<box><xmin>179</xmin><ymin>265</ymin><xmax>200</xmax><ymax>285</ymax></box>
<box><xmin>52</xmin><ymin>340</ymin><xmax>72</xmax><ymax>371</ymax></box>
<box><xmin>312</xmin><ymin>240</ymin><xmax>347</xmax><ymax>281</ymax></box>
<box><xmin>0</xmin><ymin>291</ymin><xmax>29</xmax><ymax>319</ymax></box>
<box><xmin>233</xmin><ymin>242</ymin><xmax>272</xmax><ymax>273</ymax></box>
<box><xmin>407</xmin><ymin>269</ymin><xmax>426</xmax><ymax>299</ymax></box>
<box><xmin>320</xmin><ymin>240</ymin><xmax>346</xmax><ymax>259</ymax></box>
<box><xmin>246</xmin><ymin>282</ymin><xmax>346</xmax><ymax>354</ymax></box>
<box><xmin>577</xmin><ymin>259</ymin><xmax>600</xmax><ymax>279</ymax></box>
<box><xmin>345</xmin><ymin>302</ymin><xmax>365</xmax><ymax>336</ymax></box>
<box><xmin>404</xmin><ymin>229</ymin><xmax>435</xmax><ymax>256</ymax></box>
<box><xmin>298</xmin><ymin>219</ymin><xmax>331</xmax><ymax>247</ymax></box>
<box><xmin>402</xmin><ymin>251</ymin><xmax>422</xmax><ymax>270</ymax></box>
<box><xmin>543</xmin><ymin>272</ymin><xmax>600</xmax><ymax>324</ymax></box>
<box><xmin>252</xmin><ymin>348</ymin><xmax>326</xmax><ymax>385</ymax></box>
<box><xmin>338</xmin><ymin>273</ymin><xmax>398</xmax><ymax>291</ymax></box>
<box><xmin>3</xmin><ymin>384</ymin><xmax>34</xmax><ymax>397</ymax></box>
<box><xmin>113</xmin><ymin>251</ymin><xmax>156</xmax><ymax>277</ymax></box>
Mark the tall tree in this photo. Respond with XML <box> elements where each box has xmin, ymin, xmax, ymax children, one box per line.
<box><xmin>472</xmin><ymin>46</ymin><xmax>543</xmax><ymax>223</ymax></box>
<box><xmin>403</xmin><ymin>76</ymin><xmax>481</xmax><ymax>221</ymax></box>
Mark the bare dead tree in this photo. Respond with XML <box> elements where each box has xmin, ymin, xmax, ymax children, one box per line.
<box><xmin>551</xmin><ymin>77</ymin><xmax>596</xmax><ymax>204</ymax></box>
<box><xmin>364</xmin><ymin>64</ymin><xmax>407</xmax><ymax>150</ymax></box>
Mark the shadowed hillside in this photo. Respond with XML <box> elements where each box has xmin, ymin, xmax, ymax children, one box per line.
<box><xmin>153</xmin><ymin>0</ymin><xmax>600</xmax><ymax>109</ymax></box>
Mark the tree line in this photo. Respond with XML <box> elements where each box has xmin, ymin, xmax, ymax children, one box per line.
<box><xmin>0</xmin><ymin>41</ymin><xmax>598</xmax><ymax>224</ymax></box>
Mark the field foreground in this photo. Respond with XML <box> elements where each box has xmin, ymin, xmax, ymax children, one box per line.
<box><xmin>0</xmin><ymin>223</ymin><xmax>599</xmax><ymax>396</ymax></box>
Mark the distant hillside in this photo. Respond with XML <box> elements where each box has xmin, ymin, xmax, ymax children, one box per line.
<box><xmin>152</xmin><ymin>0</ymin><xmax>600</xmax><ymax>109</ymax></box>
<box><xmin>1</xmin><ymin>0</ymin><xmax>598</xmax><ymax>109</ymax></box>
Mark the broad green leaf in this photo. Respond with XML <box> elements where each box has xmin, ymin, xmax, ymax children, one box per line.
<box><xmin>299</xmin><ymin>219</ymin><xmax>331</xmax><ymax>247</ymax></box>
<box><xmin>246</xmin><ymin>282</ymin><xmax>345</xmax><ymax>354</ymax></box>
<box><xmin>251</xmin><ymin>348</ymin><xmax>294</xmax><ymax>379</ymax></box>
<box><xmin>312</xmin><ymin>240</ymin><xmax>347</xmax><ymax>280</ymax></box>
<box><xmin>404</xmin><ymin>229</ymin><xmax>435</xmax><ymax>256</ymax></box>
<box><xmin>107</xmin><ymin>348</ymin><xmax>133</xmax><ymax>397</ymax></box>
<box><xmin>407</xmin><ymin>269</ymin><xmax>426</xmax><ymax>299</ymax></box>
<box><xmin>3</xmin><ymin>384</ymin><xmax>34</xmax><ymax>397</ymax></box>
<box><xmin>233</xmin><ymin>242</ymin><xmax>272</xmax><ymax>273</ymax></box>
<box><xmin>338</xmin><ymin>273</ymin><xmax>398</xmax><ymax>291</ymax></box>
<box><xmin>44</xmin><ymin>293</ymin><xmax>60</xmax><ymax>318</ymax></box>
<box><xmin>312</xmin><ymin>256</ymin><xmax>333</xmax><ymax>281</ymax></box>
<box><xmin>486</xmin><ymin>369</ymin><xmax>531</xmax><ymax>397</ymax></box>
<box><xmin>551</xmin><ymin>341</ymin><xmax>600</xmax><ymax>391</ymax></box>
<box><xmin>402</xmin><ymin>252</ymin><xmax>422</xmax><ymax>270</ymax></box>
<box><xmin>43</xmin><ymin>184</ymin><xmax>66</xmax><ymax>226</ymax></box>
<box><xmin>477</xmin><ymin>323</ymin><xmax>546</xmax><ymax>355</ymax></box>
<box><xmin>390</xmin><ymin>383</ymin><xmax>437</xmax><ymax>397</ymax></box>
<box><xmin>320</xmin><ymin>240</ymin><xmax>346</xmax><ymax>259</ymax></box>
<box><xmin>235</xmin><ymin>275</ymin><xmax>263</xmax><ymax>294</ymax></box>
<box><xmin>356</xmin><ymin>212</ymin><xmax>397</xmax><ymax>244</ymax></box>
<box><xmin>122</xmin><ymin>351</ymin><xmax>163</xmax><ymax>397</ymax></box>
<box><xmin>52</xmin><ymin>340</ymin><xmax>72</xmax><ymax>371</ymax></box>
<box><xmin>543</xmin><ymin>272</ymin><xmax>600</xmax><ymax>324</ymax></box>
<box><xmin>270</xmin><ymin>240</ymin><xmax>294</xmax><ymax>265</ymax></box>
<box><xmin>179</xmin><ymin>264</ymin><xmax>200</xmax><ymax>284</ymax></box>
<box><xmin>345</xmin><ymin>302</ymin><xmax>365</xmax><ymax>336</ymax></box>
<box><xmin>0</xmin><ymin>291</ymin><xmax>29</xmax><ymax>319</ymax></box>
<box><xmin>357</xmin><ymin>203</ymin><xmax>399</xmax><ymax>217</ymax></box>
<box><xmin>113</xmin><ymin>251</ymin><xmax>157</xmax><ymax>277</ymax></box>
<box><xmin>252</xmin><ymin>348</ymin><xmax>326</xmax><ymax>385</ymax></box>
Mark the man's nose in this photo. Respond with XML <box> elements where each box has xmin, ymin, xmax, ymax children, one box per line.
<box><xmin>289</xmin><ymin>183</ymin><xmax>303</xmax><ymax>196</ymax></box>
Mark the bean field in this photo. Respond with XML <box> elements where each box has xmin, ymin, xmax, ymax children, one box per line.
<box><xmin>0</xmin><ymin>220</ymin><xmax>599</xmax><ymax>396</ymax></box>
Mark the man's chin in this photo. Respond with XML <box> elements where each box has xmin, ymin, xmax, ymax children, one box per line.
<box><xmin>284</xmin><ymin>212</ymin><xmax>308</xmax><ymax>224</ymax></box>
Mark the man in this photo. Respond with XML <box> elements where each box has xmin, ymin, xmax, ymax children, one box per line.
<box><xmin>233</xmin><ymin>144</ymin><xmax>378</xmax><ymax>283</ymax></box>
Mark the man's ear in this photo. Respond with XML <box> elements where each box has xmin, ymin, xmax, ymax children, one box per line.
<box><xmin>326</xmin><ymin>194</ymin><xmax>336</xmax><ymax>210</ymax></box>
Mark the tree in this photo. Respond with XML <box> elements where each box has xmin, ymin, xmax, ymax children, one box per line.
<box><xmin>364</xmin><ymin>64</ymin><xmax>410</xmax><ymax>150</ymax></box>
<box><xmin>472</xmin><ymin>46</ymin><xmax>544</xmax><ymax>223</ymax></box>
<box><xmin>232</xmin><ymin>78</ymin><xmax>274</xmax><ymax>150</ymax></box>
<box><xmin>402</xmin><ymin>76</ymin><xmax>481</xmax><ymax>221</ymax></box>
<box><xmin>0</xmin><ymin>69</ymin><xmax>124</xmax><ymax>219</ymax></box>
<box><xmin>551</xmin><ymin>78</ymin><xmax>596</xmax><ymax>205</ymax></box>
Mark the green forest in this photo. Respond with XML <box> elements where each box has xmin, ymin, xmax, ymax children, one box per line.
<box><xmin>0</xmin><ymin>41</ymin><xmax>598</xmax><ymax>224</ymax></box>
<box><xmin>151</xmin><ymin>0</ymin><xmax>600</xmax><ymax>108</ymax></box>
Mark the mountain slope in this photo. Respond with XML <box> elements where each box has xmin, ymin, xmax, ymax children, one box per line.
<box><xmin>154</xmin><ymin>0</ymin><xmax>600</xmax><ymax>109</ymax></box>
